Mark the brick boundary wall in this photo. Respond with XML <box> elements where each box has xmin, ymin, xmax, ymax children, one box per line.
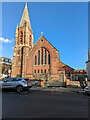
<box><xmin>66</xmin><ymin>80</ymin><xmax>90</xmax><ymax>87</ymax></box>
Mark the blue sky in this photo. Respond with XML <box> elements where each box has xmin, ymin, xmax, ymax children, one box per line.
<box><xmin>1</xmin><ymin>2</ymin><xmax>88</xmax><ymax>69</ymax></box>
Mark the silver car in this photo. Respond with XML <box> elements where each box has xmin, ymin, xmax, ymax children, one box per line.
<box><xmin>0</xmin><ymin>77</ymin><xmax>32</xmax><ymax>93</ymax></box>
<box><xmin>84</xmin><ymin>86</ymin><xmax>90</xmax><ymax>94</ymax></box>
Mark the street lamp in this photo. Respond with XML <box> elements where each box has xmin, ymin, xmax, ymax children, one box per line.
<box><xmin>8</xmin><ymin>69</ymin><xmax>11</xmax><ymax>78</ymax></box>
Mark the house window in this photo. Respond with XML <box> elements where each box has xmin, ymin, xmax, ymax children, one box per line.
<box><xmin>35</xmin><ymin>56</ymin><xmax>37</xmax><ymax>65</ymax></box>
<box><xmin>5</xmin><ymin>59</ymin><xmax>8</xmax><ymax>62</ymax></box>
<box><xmin>38</xmin><ymin>69</ymin><xmax>39</xmax><ymax>73</ymax></box>
<box><xmin>38</xmin><ymin>50</ymin><xmax>40</xmax><ymax>65</ymax></box>
<box><xmin>41</xmin><ymin>48</ymin><xmax>43</xmax><ymax>65</ymax></box>
<box><xmin>75</xmin><ymin>76</ymin><xmax>78</xmax><ymax>81</ymax></box>
<box><xmin>20</xmin><ymin>32</ymin><xmax>23</xmax><ymax>44</ymax></box>
<box><xmin>68</xmin><ymin>72</ymin><xmax>70</xmax><ymax>77</ymax></box>
<box><xmin>41</xmin><ymin>40</ymin><xmax>43</xmax><ymax>42</ymax></box>
<box><xmin>44</xmin><ymin>69</ymin><xmax>46</xmax><ymax>73</ymax></box>
<box><xmin>35</xmin><ymin>69</ymin><xmax>36</xmax><ymax>73</ymax></box>
<box><xmin>48</xmin><ymin>54</ymin><xmax>50</xmax><ymax>65</ymax></box>
<box><xmin>9</xmin><ymin>59</ymin><xmax>11</xmax><ymax>63</ymax></box>
<box><xmin>41</xmin><ymin>69</ymin><xmax>43</xmax><ymax>73</ymax></box>
<box><xmin>44</xmin><ymin>50</ymin><xmax>46</xmax><ymax>64</ymax></box>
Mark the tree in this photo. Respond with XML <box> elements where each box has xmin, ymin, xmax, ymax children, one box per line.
<box><xmin>16</xmin><ymin>74</ymin><xmax>22</xmax><ymax>78</ymax></box>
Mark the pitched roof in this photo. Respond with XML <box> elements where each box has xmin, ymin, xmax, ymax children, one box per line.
<box><xmin>19</xmin><ymin>2</ymin><xmax>31</xmax><ymax>29</ymax></box>
<box><xmin>58</xmin><ymin>66</ymin><xmax>64</xmax><ymax>71</ymax></box>
<box><xmin>33</xmin><ymin>35</ymin><xmax>59</xmax><ymax>52</ymax></box>
<box><xmin>86</xmin><ymin>60</ymin><xmax>90</xmax><ymax>63</ymax></box>
<box><xmin>60</xmin><ymin>61</ymin><xmax>74</xmax><ymax>70</ymax></box>
<box><xmin>41</xmin><ymin>35</ymin><xmax>59</xmax><ymax>52</ymax></box>
<box><xmin>60</xmin><ymin>61</ymin><xmax>66</xmax><ymax>67</ymax></box>
<box><xmin>75</xmin><ymin>69</ymin><xmax>87</xmax><ymax>72</ymax></box>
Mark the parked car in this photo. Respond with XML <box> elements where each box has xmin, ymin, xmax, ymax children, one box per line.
<box><xmin>84</xmin><ymin>86</ymin><xmax>90</xmax><ymax>95</ymax></box>
<box><xmin>0</xmin><ymin>77</ymin><xmax>32</xmax><ymax>93</ymax></box>
<box><xmin>31</xmin><ymin>81</ymin><xmax>40</xmax><ymax>86</ymax></box>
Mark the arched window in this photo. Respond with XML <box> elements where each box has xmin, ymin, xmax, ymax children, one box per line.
<box><xmin>38</xmin><ymin>50</ymin><xmax>40</xmax><ymax>65</ymax></box>
<box><xmin>44</xmin><ymin>69</ymin><xmax>46</xmax><ymax>73</ymax></box>
<box><xmin>48</xmin><ymin>54</ymin><xmax>50</xmax><ymax>65</ymax></box>
<box><xmin>29</xmin><ymin>35</ymin><xmax>31</xmax><ymax>46</ymax></box>
<box><xmin>18</xmin><ymin>50</ymin><xmax>19</xmax><ymax>54</ymax></box>
<box><xmin>38</xmin><ymin>69</ymin><xmax>39</xmax><ymax>73</ymax></box>
<box><xmin>41</xmin><ymin>48</ymin><xmax>43</xmax><ymax>65</ymax></box>
<box><xmin>44</xmin><ymin>50</ymin><xmax>46</xmax><ymax>64</ymax></box>
<box><xmin>20</xmin><ymin>32</ymin><xmax>23</xmax><ymax>44</ymax></box>
<box><xmin>41</xmin><ymin>69</ymin><xmax>43</xmax><ymax>73</ymax></box>
<box><xmin>35</xmin><ymin>69</ymin><xmax>36</xmax><ymax>73</ymax></box>
<box><xmin>35</xmin><ymin>56</ymin><xmax>37</xmax><ymax>65</ymax></box>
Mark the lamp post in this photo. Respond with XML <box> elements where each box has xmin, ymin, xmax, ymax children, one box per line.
<box><xmin>8</xmin><ymin>69</ymin><xmax>11</xmax><ymax>78</ymax></box>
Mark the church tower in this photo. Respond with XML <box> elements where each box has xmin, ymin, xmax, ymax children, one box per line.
<box><xmin>11</xmin><ymin>2</ymin><xmax>34</xmax><ymax>77</ymax></box>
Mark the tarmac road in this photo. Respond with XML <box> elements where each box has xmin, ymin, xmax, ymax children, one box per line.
<box><xmin>1</xmin><ymin>89</ymin><xmax>89</xmax><ymax>119</ymax></box>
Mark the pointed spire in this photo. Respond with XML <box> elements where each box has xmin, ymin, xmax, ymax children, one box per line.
<box><xmin>19</xmin><ymin>2</ymin><xmax>31</xmax><ymax>29</ymax></box>
<box><xmin>16</xmin><ymin>24</ymin><xmax>18</xmax><ymax>34</ymax></box>
<box><xmin>25</xmin><ymin>2</ymin><xmax>27</xmax><ymax>8</ymax></box>
<box><xmin>16</xmin><ymin>24</ymin><xmax>18</xmax><ymax>29</ymax></box>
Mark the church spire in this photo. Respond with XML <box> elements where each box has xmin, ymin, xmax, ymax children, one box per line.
<box><xmin>16</xmin><ymin>24</ymin><xmax>18</xmax><ymax>32</ymax></box>
<box><xmin>15</xmin><ymin>23</ymin><xmax>18</xmax><ymax>35</ymax></box>
<box><xmin>19</xmin><ymin>2</ymin><xmax>31</xmax><ymax>30</ymax></box>
<box><xmin>25</xmin><ymin>2</ymin><xmax>27</xmax><ymax>8</ymax></box>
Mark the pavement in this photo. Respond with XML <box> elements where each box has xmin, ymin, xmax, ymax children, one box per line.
<box><xmin>30</xmin><ymin>86</ymin><xmax>85</xmax><ymax>93</ymax></box>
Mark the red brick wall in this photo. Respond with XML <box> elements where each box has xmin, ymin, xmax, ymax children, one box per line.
<box><xmin>11</xmin><ymin>24</ymin><xmax>33</xmax><ymax>77</ymax></box>
<box><xmin>25</xmin><ymin>35</ymin><xmax>61</xmax><ymax>80</ymax></box>
<box><xmin>66</xmin><ymin>80</ymin><xmax>80</xmax><ymax>87</ymax></box>
<box><xmin>74</xmin><ymin>69</ymin><xmax>87</xmax><ymax>75</ymax></box>
<box><xmin>59</xmin><ymin>62</ymin><xmax>74</xmax><ymax>79</ymax></box>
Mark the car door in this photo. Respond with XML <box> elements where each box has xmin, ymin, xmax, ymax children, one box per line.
<box><xmin>2</xmin><ymin>78</ymin><xmax>13</xmax><ymax>88</ymax></box>
<box><xmin>11</xmin><ymin>78</ymin><xmax>20</xmax><ymax>88</ymax></box>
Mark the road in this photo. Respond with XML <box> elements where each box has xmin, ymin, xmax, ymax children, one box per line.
<box><xmin>1</xmin><ymin>89</ymin><xmax>89</xmax><ymax>119</ymax></box>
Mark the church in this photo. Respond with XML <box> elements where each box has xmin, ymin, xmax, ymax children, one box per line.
<box><xmin>11</xmin><ymin>2</ymin><xmax>75</xmax><ymax>82</ymax></box>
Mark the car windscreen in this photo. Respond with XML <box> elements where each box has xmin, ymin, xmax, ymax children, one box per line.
<box><xmin>13</xmin><ymin>78</ymin><xmax>22</xmax><ymax>81</ymax></box>
<box><xmin>24</xmin><ymin>79</ymin><xmax>29</xmax><ymax>81</ymax></box>
<box><xmin>5</xmin><ymin>78</ymin><xmax>13</xmax><ymax>82</ymax></box>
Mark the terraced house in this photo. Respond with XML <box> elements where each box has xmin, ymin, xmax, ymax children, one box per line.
<box><xmin>0</xmin><ymin>57</ymin><xmax>12</xmax><ymax>79</ymax></box>
<box><xmin>11</xmin><ymin>2</ymin><xmax>82</xmax><ymax>82</ymax></box>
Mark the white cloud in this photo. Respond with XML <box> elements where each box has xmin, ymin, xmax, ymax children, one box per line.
<box><xmin>12</xmin><ymin>47</ymin><xmax>14</xmax><ymax>49</ymax></box>
<box><xmin>0</xmin><ymin>37</ymin><xmax>12</xmax><ymax>43</ymax></box>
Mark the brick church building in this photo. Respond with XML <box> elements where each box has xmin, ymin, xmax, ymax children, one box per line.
<box><xmin>11</xmin><ymin>2</ymin><xmax>75</xmax><ymax>82</ymax></box>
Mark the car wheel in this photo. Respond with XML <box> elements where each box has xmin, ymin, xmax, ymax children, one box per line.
<box><xmin>87</xmin><ymin>91</ymin><xmax>90</xmax><ymax>95</ymax></box>
<box><xmin>16</xmin><ymin>86</ymin><xmax>23</xmax><ymax>93</ymax></box>
<box><xmin>85</xmin><ymin>91</ymin><xmax>90</xmax><ymax>95</ymax></box>
<box><xmin>27</xmin><ymin>87</ymin><xmax>30</xmax><ymax>92</ymax></box>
